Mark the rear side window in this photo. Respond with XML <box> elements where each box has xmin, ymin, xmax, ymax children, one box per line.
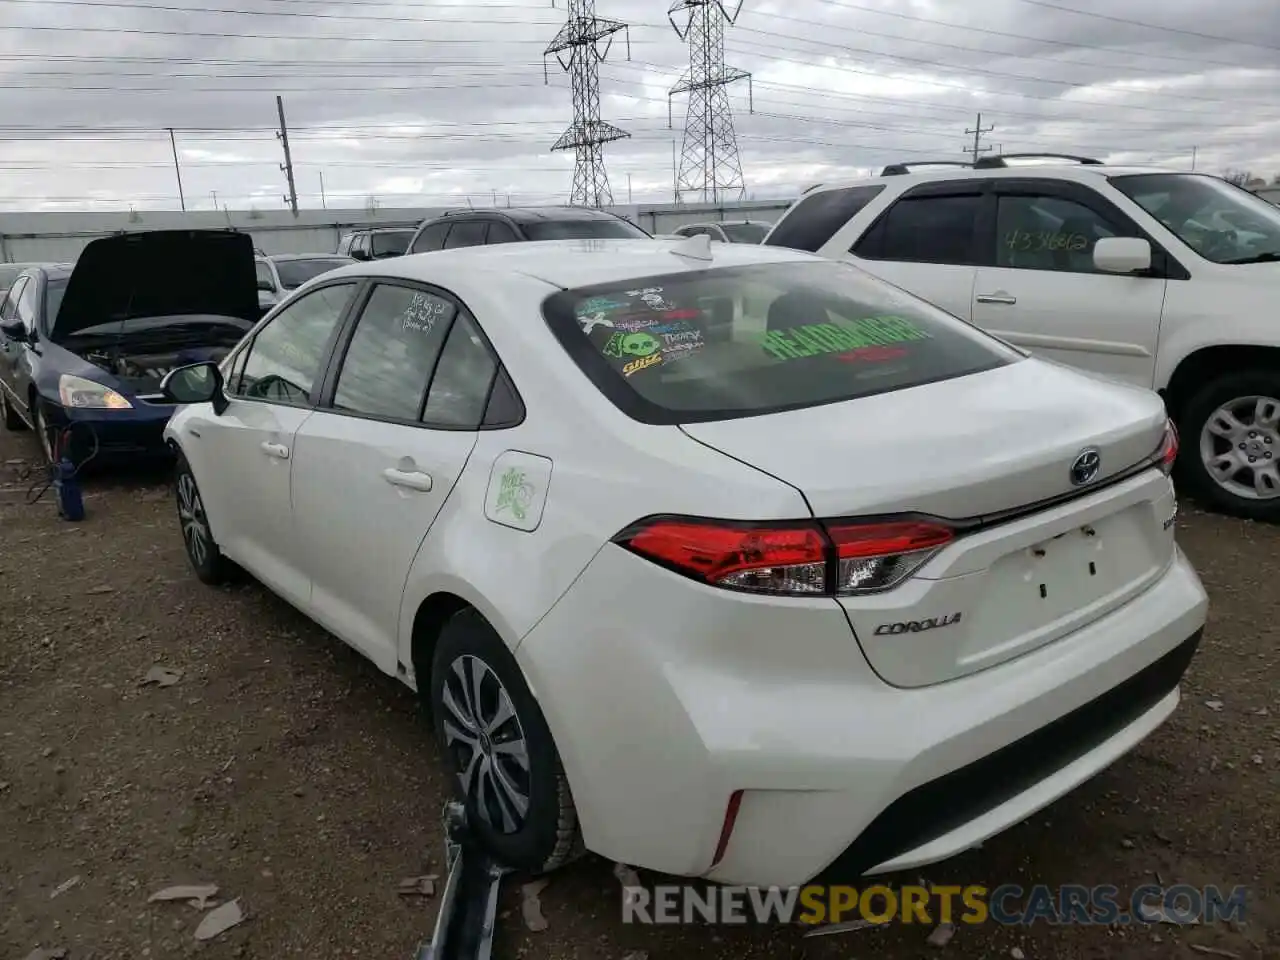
<box><xmin>542</xmin><ymin>259</ymin><xmax>1017</xmax><ymax>425</ymax></box>
<box><xmin>411</xmin><ymin>223</ymin><xmax>450</xmax><ymax>253</ymax></box>
<box><xmin>445</xmin><ymin>221</ymin><xmax>488</xmax><ymax>248</ymax></box>
<box><xmin>855</xmin><ymin>195</ymin><xmax>981</xmax><ymax>265</ymax></box>
<box><xmin>764</xmin><ymin>185</ymin><xmax>886</xmax><ymax>252</ymax></box>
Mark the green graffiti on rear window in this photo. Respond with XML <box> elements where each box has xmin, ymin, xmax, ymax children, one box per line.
<box><xmin>758</xmin><ymin>315</ymin><xmax>931</xmax><ymax>361</ymax></box>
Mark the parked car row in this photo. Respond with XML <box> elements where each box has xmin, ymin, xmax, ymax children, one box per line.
<box><xmin>0</xmin><ymin>164</ymin><xmax>1238</xmax><ymax>894</ymax></box>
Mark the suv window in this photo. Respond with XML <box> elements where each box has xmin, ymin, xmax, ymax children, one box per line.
<box><xmin>411</xmin><ymin>222</ymin><xmax>451</xmax><ymax>254</ymax></box>
<box><xmin>370</xmin><ymin>230</ymin><xmax>412</xmax><ymax>257</ymax></box>
<box><xmin>765</xmin><ymin>185</ymin><xmax>886</xmax><ymax>252</ymax></box>
<box><xmin>444</xmin><ymin>221</ymin><xmax>488</xmax><ymax>248</ymax></box>
<box><xmin>255</xmin><ymin>261</ymin><xmax>276</xmax><ymax>289</ymax></box>
<box><xmin>231</xmin><ymin>282</ymin><xmax>355</xmax><ymax>405</ymax></box>
<box><xmin>421</xmin><ymin>311</ymin><xmax>498</xmax><ymax>428</ymax></box>
<box><xmin>333</xmin><ymin>283</ymin><xmax>456</xmax><ymax>421</ymax></box>
<box><xmin>856</xmin><ymin>194</ymin><xmax>980</xmax><ymax>265</ymax></box>
<box><xmin>486</xmin><ymin>221</ymin><xmax>520</xmax><ymax>244</ymax></box>
<box><xmin>522</xmin><ymin>218</ymin><xmax>648</xmax><ymax>241</ymax></box>
<box><xmin>996</xmin><ymin>194</ymin><xmax>1124</xmax><ymax>273</ymax></box>
<box><xmin>542</xmin><ymin>259</ymin><xmax>1017</xmax><ymax>425</ymax></box>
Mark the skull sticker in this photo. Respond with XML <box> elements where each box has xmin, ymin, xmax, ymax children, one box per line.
<box><xmin>603</xmin><ymin>331</ymin><xmax>661</xmax><ymax>358</ymax></box>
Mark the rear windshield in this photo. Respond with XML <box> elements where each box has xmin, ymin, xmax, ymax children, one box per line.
<box><xmin>524</xmin><ymin>218</ymin><xmax>649</xmax><ymax>241</ymax></box>
<box><xmin>371</xmin><ymin>231</ymin><xmax>413</xmax><ymax>256</ymax></box>
<box><xmin>275</xmin><ymin>258</ymin><xmax>353</xmax><ymax>289</ymax></box>
<box><xmin>720</xmin><ymin>222</ymin><xmax>770</xmax><ymax>243</ymax></box>
<box><xmin>542</xmin><ymin>259</ymin><xmax>1018</xmax><ymax>425</ymax></box>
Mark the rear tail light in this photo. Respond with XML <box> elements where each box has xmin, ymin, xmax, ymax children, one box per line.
<box><xmin>1158</xmin><ymin>418</ymin><xmax>1179</xmax><ymax>476</ymax></box>
<box><xmin>613</xmin><ymin>516</ymin><xmax>954</xmax><ymax>597</ymax></box>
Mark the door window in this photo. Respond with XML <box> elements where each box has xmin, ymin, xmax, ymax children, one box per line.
<box><xmin>856</xmin><ymin>194</ymin><xmax>981</xmax><ymax>265</ymax></box>
<box><xmin>444</xmin><ymin>221</ymin><xmax>488</xmax><ymax>248</ymax></box>
<box><xmin>485</xmin><ymin>221</ymin><xmax>520</xmax><ymax>244</ymax></box>
<box><xmin>421</xmin><ymin>311</ymin><xmax>498</xmax><ymax>428</ymax></box>
<box><xmin>255</xmin><ymin>261</ymin><xmax>276</xmax><ymax>290</ymax></box>
<box><xmin>995</xmin><ymin>194</ymin><xmax>1125</xmax><ymax>273</ymax></box>
<box><xmin>764</xmin><ymin>185</ymin><xmax>886</xmax><ymax>252</ymax></box>
<box><xmin>230</xmin><ymin>282</ymin><xmax>356</xmax><ymax>405</ymax></box>
<box><xmin>411</xmin><ymin>223</ymin><xmax>450</xmax><ymax>253</ymax></box>
<box><xmin>332</xmin><ymin>284</ymin><xmax>456</xmax><ymax>422</ymax></box>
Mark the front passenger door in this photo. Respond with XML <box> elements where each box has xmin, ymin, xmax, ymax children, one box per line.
<box><xmin>289</xmin><ymin>282</ymin><xmax>491</xmax><ymax>672</ymax></box>
<box><xmin>970</xmin><ymin>183</ymin><xmax>1167</xmax><ymax>387</ymax></box>
<box><xmin>188</xmin><ymin>281</ymin><xmax>358</xmax><ymax>607</ymax></box>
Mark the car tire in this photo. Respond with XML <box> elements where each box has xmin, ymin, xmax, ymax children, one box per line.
<box><xmin>1176</xmin><ymin>369</ymin><xmax>1280</xmax><ymax>522</ymax></box>
<box><xmin>0</xmin><ymin>388</ymin><xmax>26</xmax><ymax>432</ymax></box>
<box><xmin>429</xmin><ymin>608</ymin><xmax>582</xmax><ymax>874</ymax></box>
<box><xmin>174</xmin><ymin>452</ymin><xmax>236</xmax><ymax>585</ymax></box>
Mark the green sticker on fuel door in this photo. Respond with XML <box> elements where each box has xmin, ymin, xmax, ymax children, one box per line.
<box><xmin>759</xmin><ymin>315</ymin><xmax>931</xmax><ymax>361</ymax></box>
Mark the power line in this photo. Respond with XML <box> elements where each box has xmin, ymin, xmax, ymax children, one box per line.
<box><xmin>1012</xmin><ymin>0</ymin><xmax>1280</xmax><ymax>52</ymax></box>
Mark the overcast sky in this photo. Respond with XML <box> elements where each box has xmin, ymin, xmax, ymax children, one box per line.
<box><xmin>0</xmin><ymin>0</ymin><xmax>1277</xmax><ymax>211</ymax></box>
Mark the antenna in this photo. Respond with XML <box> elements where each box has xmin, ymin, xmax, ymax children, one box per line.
<box><xmin>544</xmin><ymin>0</ymin><xmax>631</xmax><ymax>207</ymax></box>
<box><xmin>668</xmin><ymin>0</ymin><xmax>752</xmax><ymax>204</ymax></box>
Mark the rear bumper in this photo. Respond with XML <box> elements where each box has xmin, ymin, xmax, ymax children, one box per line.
<box><xmin>515</xmin><ymin>543</ymin><xmax>1207</xmax><ymax>887</ymax></box>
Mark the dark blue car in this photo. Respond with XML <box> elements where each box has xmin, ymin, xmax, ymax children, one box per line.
<box><xmin>0</xmin><ymin>230</ymin><xmax>260</xmax><ymax>465</ymax></box>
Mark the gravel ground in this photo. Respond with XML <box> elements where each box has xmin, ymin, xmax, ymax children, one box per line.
<box><xmin>1</xmin><ymin>425</ymin><xmax>1276</xmax><ymax>960</ymax></box>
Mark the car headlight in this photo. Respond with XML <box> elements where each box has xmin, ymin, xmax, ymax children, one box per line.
<box><xmin>58</xmin><ymin>373</ymin><xmax>133</xmax><ymax>409</ymax></box>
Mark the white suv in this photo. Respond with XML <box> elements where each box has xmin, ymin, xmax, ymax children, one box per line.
<box><xmin>764</xmin><ymin>154</ymin><xmax>1280</xmax><ymax>522</ymax></box>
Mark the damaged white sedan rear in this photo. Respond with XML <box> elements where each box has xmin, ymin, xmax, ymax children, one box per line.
<box><xmin>158</xmin><ymin>237</ymin><xmax>1208</xmax><ymax>889</ymax></box>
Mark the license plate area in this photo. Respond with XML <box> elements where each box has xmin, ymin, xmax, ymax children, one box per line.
<box><xmin>958</xmin><ymin>502</ymin><xmax>1166</xmax><ymax>669</ymax></box>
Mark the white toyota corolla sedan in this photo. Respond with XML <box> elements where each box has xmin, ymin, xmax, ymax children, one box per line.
<box><xmin>160</xmin><ymin>236</ymin><xmax>1208</xmax><ymax>888</ymax></box>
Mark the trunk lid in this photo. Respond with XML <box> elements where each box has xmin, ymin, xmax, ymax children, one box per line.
<box><xmin>51</xmin><ymin>229</ymin><xmax>260</xmax><ymax>342</ymax></box>
<box><xmin>681</xmin><ymin>357</ymin><xmax>1176</xmax><ymax>686</ymax></box>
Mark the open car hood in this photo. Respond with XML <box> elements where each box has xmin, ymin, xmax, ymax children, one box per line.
<box><xmin>51</xmin><ymin>229</ymin><xmax>260</xmax><ymax>341</ymax></box>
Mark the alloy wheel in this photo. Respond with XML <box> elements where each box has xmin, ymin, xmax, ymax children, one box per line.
<box><xmin>177</xmin><ymin>471</ymin><xmax>210</xmax><ymax>568</ymax></box>
<box><xmin>1198</xmin><ymin>394</ymin><xmax>1280</xmax><ymax>501</ymax></box>
<box><xmin>440</xmin><ymin>654</ymin><xmax>532</xmax><ymax>835</ymax></box>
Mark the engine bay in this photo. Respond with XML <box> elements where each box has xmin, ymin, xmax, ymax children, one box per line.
<box><xmin>85</xmin><ymin>345</ymin><xmax>234</xmax><ymax>385</ymax></box>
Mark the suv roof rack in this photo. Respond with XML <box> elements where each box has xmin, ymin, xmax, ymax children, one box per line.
<box><xmin>972</xmin><ymin>152</ymin><xmax>1102</xmax><ymax>169</ymax></box>
<box><xmin>881</xmin><ymin>161</ymin><xmax>974</xmax><ymax>176</ymax></box>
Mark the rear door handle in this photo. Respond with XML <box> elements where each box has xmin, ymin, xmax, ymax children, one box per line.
<box><xmin>976</xmin><ymin>293</ymin><xmax>1017</xmax><ymax>305</ymax></box>
<box><xmin>383</xmin><ymin>468</ymin><xmax>433</xmax><ymax>492</ymax></box>
<box><xmin>260</xmin><ymin>441</ymin><xmax>290</xmax><ymax>459</ymax></box>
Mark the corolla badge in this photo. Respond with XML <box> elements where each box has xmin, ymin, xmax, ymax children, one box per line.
<box><xmin>1069</xmin><ymin>447</ymin><xmax>1102</xmax><ymax>487</ymax></box>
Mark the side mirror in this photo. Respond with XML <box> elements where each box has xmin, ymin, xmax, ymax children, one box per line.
<box><xmin>256</xmin><ymin>278</ymin><xmax>276</xmax><ymax>292</ymax></box>
<box><xmin>161</xmin><ymin>361</ymin><xmax>228</xmax><ymax>414</ymax></box>
<box><xmin>0</xmin><ymin>319</ymin><xmax>26</xmax><ymax>341</ymax></box>
<box><xmin>1093</xmin><ymin>237</ymin><xmax>1152</xmax><ymax>274</ymax></box>
<box><xmin>350</xmin><ymin>248</ymin><xmax>371</xmax><ymax>261</ymax></box>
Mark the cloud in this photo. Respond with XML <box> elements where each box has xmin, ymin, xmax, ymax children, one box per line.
<box><xmin>0</xmin><ymin>0</ymin><xmax>1277</xmax><ymax>211</ymax></box>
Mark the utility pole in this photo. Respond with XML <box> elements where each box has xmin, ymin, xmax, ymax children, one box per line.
<box><xmin>964</xmin><ymin>112</ymin><xmax>995</xmax><ymax>163</ymax></box>
<box><xmin>627</xmin><ymin>172</ymin><xmax>632</xmax><ymax>204</ymax></box>
<box><xmin>166</xmin><ymin>127</ymin><xmax>186</xmax><ymax>211</ymax></box>
<box><xmin>210</xmin><ymin>189</ymin><xmax>218</xmax><ymax>209</ymax></box>
<box><xmin>319</xmin><ymin>171</ymin><xmax>327</xmax><ymax>209</ymax></box>
<box><xmin>275</xmin><ymin>95</ymin><xmax>299</xmax><ymax>216</ymax></box>
<box><xmin>1189</xmin><ymin>145</ymin><xmax>1198</xmax><ymax>171</ymax></box>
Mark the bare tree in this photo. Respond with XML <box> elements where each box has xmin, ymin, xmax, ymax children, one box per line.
<box><xmin>1223</xmin><ymin>168</ymin><xmax>1253</xmax><ymax>186</ymax></box>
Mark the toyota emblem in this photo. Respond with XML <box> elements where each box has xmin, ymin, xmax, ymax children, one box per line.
<box><xmin>1070</xmin><ymin>447</ymin><xmax>1102</xmax><ymax>487</ymax></box>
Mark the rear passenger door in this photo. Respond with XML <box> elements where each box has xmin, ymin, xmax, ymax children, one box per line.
<box><xmin>411</xmin><ymin>223</ymin><xmax>451</xmax><ymax>254</ymax></box>
<box><xmin>288</xmin><ymin>281</ymin><xmax>497</xmax><ymax>673</ymax></box>
<box><xmin>969</xmin><ymin>180</ymin><xmax>1167</xmax><ymax>388</ymax></box>
<box><xmin>848</xmin><ymin>183</ymin><xmax>983</xmax><ymax>319</ymax></box>
<box><xmin>444</xmin><ymin>220</ymin><xmax>488</xmax><ymax>249</ymax></box>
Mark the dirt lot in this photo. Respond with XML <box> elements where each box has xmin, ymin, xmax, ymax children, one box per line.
<box><xmin>1</xmin><ymin>425</ymin><xmax>1277</xmax><ymax>960</ymax></box>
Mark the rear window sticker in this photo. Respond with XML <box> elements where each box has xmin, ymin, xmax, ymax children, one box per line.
<box><xmin>837</xmin><ymin>345</ymin><xmax>909</xmax><ymax>363</ymax></box>
<box><xmin>603</xmin><ymin>331</ymin><xmax>662</xmax><ymax>359</ymax></box>
<box><xmin>622</xmin><ymin>353</ymin><xmax>663</xmax><ymax>377</ymax></box>
<box><xmin>624</xmin><ymin>286</ymin><xmax>672</xmax><ymax>311</ymax></box>
<box><xmin>579</xmin><ymin>311</ymin><xmax>615</xmax><ymax>334</ymax></box>
<box><xmin>759</xmin><ymin>315</ymin><xmax>932</xmax><ymax>361</ymax></box>
<box><xmin>402</xmin><ymin>292</ymin><xmax>452</xmax><ymax>335</ymax></box>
